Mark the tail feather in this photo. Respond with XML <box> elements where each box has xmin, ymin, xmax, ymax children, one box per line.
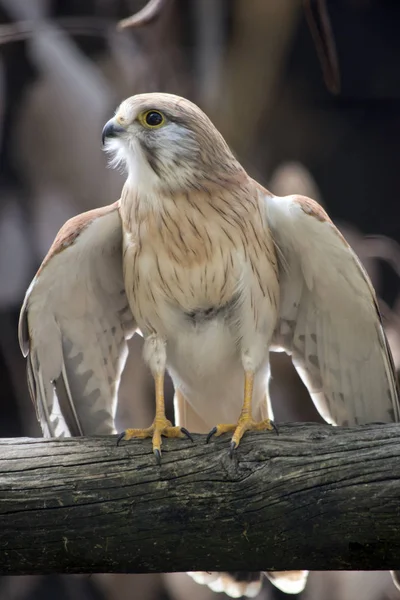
<box><xmin>264</xmin><ymin>570</ymin><xmax>309</xmax><ymax>595</ymax></box>
<box><xmin>187</xmin><ymin>572</ymin><xmax>262</xmax><ymax>599</ymax></box>
<box><xmin>187</xmin><ymin>570</ymin><xmax>308</xmax><ymax>597</ymax></box>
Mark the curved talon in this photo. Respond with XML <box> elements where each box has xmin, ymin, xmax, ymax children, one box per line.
<box><xmin>116</xmin><ymin>431</ymin><xmax>126</xmax><ymax>446</ymax></box>
<box><xmin>117</xmin><ymin>421</ymin><xmax>189</xmax><ymax>463</ymax></box>
<box><xmin>154</xmin><ymin>448</ymin><xmax>162</xmax><ymax>465</ymax></box>
<box><xmin>207</xmin><ymin>418</ymin><xmax>277</xmax><ymax>454</ymax></box>
<box><xmin>229</xmin><ymin>441</ymin><xmax>237</xmax><ymax>459</ymax></box>
<box><xmin>206</xmin><ymin>426</ymin><xmax>218</xmax><ymax>444</ymax></box>
<box><xmin>181</xmin><ymin>427</ymin><xmax>194</xmax><ymax>442</ymax></box>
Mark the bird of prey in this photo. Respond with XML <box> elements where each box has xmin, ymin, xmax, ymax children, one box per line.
<box><xmin>19</xmin><ymin>92</ymin><xmax>400</xmax><ymax>598</ymax></box>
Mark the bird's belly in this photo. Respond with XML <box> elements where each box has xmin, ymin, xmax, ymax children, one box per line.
<box><xmin>126</xmin><ymin>246</ymin><xmax>243</xmax><ymax>336</ymax></box>
<box><xmin>165</xmin><ymin>315</ymin><xmax>270</xmax><ymax>425</ymax></box>
<box><xmin>167</xmin><ymin>315</ymin><xmax>238</xmax><ymax>387</ymax></box>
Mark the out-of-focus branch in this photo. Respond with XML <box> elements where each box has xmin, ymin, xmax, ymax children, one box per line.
<box><xmin>0</xmin><ymin>18</ymin><xmax>113</xmax><ymax>44</ymax></box>
<box><xmin>303</xmin><ymin>0</ymin><xmax>341</xmax><ymax>94</ymax></box>
<box><xmin>214</xmin><ymin>0</ymin><xmax>301</xmax><ymax>159</ymax></box>
<box><xmin>117</xmin><ymin>0</ymin><xmax>170</xmax><ymax>30</ymax></box>
<box><xmin>0</xmin><ymin>1</ymin><xmax>170</xmax><ymax>44</ymax></box>
<box><xmin>1</xmin><ymin>424</ymin><xmax>400</xmax><ymax>575</ymax></box>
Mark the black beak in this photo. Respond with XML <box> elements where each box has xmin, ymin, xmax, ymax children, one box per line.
<box><xmin>102</xmin><ymin>119</ymin><xmax>125</xmax><ymax>145</ymax></box>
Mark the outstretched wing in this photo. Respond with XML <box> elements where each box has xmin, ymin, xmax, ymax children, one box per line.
<box><xmin>264</xmin><ymin>191</ymin><xmax>400</xmax><ymax>426</ymax></box>
<box><xmin>18</xmin><ymin>202</ymin><xmax>136</xmax><ymax>437</ymax></box>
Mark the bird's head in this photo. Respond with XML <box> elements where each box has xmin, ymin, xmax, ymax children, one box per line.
<box><xmin>102</xmin><ymin>93</ymin><xmax>244</xmax><ymax>193</ymax></box>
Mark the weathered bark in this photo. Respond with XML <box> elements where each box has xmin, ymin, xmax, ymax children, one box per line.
<box><xmin>1</xmin><ymin>423</ymin><xmax>400</xmax><ymax>575</ymax></box>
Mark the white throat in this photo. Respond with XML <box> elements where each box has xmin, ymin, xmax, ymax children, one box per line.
<box><xmin>105</xmin><ymin>138</ymin><xmax>161</xmax><ymax>197</ymax></box>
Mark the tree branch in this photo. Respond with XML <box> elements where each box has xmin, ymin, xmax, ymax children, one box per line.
<box><xmin>117</xmin><ymin>0</ymin><xmax>169</xmax><ymax>30</ymax></box>
<box><xmin>1</xmin><ymin>423</ymin><xmax>400</xmax><ymax>575</ymax></box>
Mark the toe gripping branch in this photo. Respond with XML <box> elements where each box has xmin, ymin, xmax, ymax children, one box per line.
<box><xmin>206</xmin><ymin>370</ymin><xmax>278</xmax><ymax>456</ymax></box>
<box><xmin>116</xmin><ymin>372</ymin><xmax>193</xmax><ymax>463</ymax></box>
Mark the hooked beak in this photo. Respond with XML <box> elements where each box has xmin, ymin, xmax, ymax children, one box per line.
<box><xmin>102</xmin><ymin>119</ymin><xmax>126</xmax><ymax>145</ymax></box>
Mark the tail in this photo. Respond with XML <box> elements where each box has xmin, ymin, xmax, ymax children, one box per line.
<box><xmin>187</xmin><ymin>572</ymin><xmax>262</xmax><ymax>599</ymax></box>
<box><xmin>264</xmin><ymin>571</ymin><xmax>309</xmax><ymax>595</ymax></box>
<box><xmin>187</xmin><ymin>571</ymin><xmax>308</xmax><ymax>598</ymax></box>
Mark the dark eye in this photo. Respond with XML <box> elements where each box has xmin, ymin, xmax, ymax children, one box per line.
<box><xmin>144</xmin><ymin>111</ymin><xmax>164</xmax><ymax>127</ymax></box>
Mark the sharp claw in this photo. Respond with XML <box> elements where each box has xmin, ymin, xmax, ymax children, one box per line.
<box><xmin>229</xmin><ymin>441</ymin><xmax>237</xmax><ymax>458</ymax></box>
<box><xmin>116</xmin><ymin>432</ymin><xmax>126</xmax><ymax>446</ymax></box>
<box><xmin>206</xmin><ymin>426</ymin><xmax>218</xmax><ymax>444</ymax></box>
<box><xmin>154</xmin><ymin>448</ymin><xmax>162</xmax><ymax>465</ymax></box>
<box><xmin>180</xmin><ymin>427</ymin><xmax>194</xmax><ymax>442</ymax></box>
<box><xmin>271</xmin><ymin>420</ymin><xmax>279</xmax><ymax>435</ymax></box>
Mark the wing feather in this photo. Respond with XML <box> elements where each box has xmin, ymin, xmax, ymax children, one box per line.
<box><xmin>264</xmin><ymin>192</ymin><xmax>400</xmax><ymax>426</ymax></box>
<box><xmin>18</xmin><ymin>203</ymin><xmax>136</xmax><ymax>437</ymax></box>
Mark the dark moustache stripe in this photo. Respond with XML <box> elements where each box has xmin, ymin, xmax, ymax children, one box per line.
<box><xmin>139</xmin><ymin>140</ymin><xmax>162</xmax><ymax>178</ymax></box>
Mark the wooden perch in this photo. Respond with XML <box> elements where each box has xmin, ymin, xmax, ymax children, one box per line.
<box><xmin>1</xmin><ymin>423</ymin><xmax>400</xmax><ymax>576</ymax></box>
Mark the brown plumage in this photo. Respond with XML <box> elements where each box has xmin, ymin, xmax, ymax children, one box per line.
<box><xmin>120</xmin><ymin>181</ymin><xmax>278</xmax><ymax>331</ymax></box>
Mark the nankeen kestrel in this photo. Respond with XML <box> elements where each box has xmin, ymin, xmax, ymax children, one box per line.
<box><xmin>19</xmin><ymin>93</ymin><xmax>400</xmax><ymax>597</ymax></box>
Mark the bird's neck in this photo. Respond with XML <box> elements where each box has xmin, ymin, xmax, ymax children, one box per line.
<box><xmin>120</xmin><ymin>169</ymin><xmax>249</xmax><ymax>225</ymax></box>
<box><xmin>119</xmin><ymin>175</ymin><xmax>263</xmax><ymax>263</ymax></box>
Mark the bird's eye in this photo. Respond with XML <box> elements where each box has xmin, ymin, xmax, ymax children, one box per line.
<box><xmin>140</xmin><ymin>110</ymin><xmax>165</xmax><ymax>129</ymax></box>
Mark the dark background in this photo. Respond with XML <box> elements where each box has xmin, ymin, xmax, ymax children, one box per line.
<box><xmin>0</xmin><ymin>1</ymin><xmax>399</xmax><ymax>599</ymax></box>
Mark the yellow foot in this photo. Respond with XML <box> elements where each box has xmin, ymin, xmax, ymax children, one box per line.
<box><xmin>206</xmin><ymin>418</ymin><xmax>278</xmax><ymax>457</ymax></box>
<box><xmin>117</xmin><ymin>419</ymin><xmax>193</xmax><ymax>464</ymax></box>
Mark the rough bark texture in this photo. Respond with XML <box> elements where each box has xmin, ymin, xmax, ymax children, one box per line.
<box><xmin>1</xmin><ymin>423</ymin><xmax>400</xmax><ymax>575</ymax></box>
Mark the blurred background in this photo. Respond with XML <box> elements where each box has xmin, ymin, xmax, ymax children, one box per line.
<box><xmin>0</xmin><ymin>0</ymin><xmax>399</xmax><ymax>598</ymax></box>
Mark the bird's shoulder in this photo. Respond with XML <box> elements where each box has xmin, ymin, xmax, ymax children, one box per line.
<box><xmin>252</xmin><ymin>179</ymin><xmax>332</xmax><ymax>225</ymax></box>
<box><xmin>290</xmin><ymin>194</ymin><xmax>332</xmax><ymax>224</ymax></box>
<box><xmin>18</xmin><ymin>200</ymin><xmax>124</xmax><ymax>356</ymax></box>
<box><xmin>38</xmin><ymin>201</ymin><xmax>120</xmax><ymax>275</ymax></box>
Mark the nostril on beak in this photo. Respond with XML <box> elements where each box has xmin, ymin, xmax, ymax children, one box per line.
<box><xmin>102</xmin><ymin>119</ymin><xmax>125</xmax><ymax>145</ymax></box>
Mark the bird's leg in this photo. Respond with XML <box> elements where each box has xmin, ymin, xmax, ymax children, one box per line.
<box><xmin>207</xmin><ymin>370</ymin><xmax>277</xmax><ymax>453</ymax></box>
<box><xmin>118</xmin><ymin>336</ymin><xmax>192</xmax><ymax>463</ymax></box>
<box><xmin>230</xmin><ymin>370</ymin><xmax>276</xmax><ymax>451</ymax></box>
